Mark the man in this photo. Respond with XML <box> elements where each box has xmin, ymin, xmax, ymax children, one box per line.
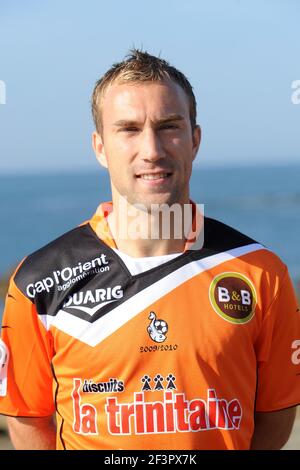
<box><xmin>0</xmin><ymin>50</ymin><xmax>299</xmax><ymax>450</ymax></box>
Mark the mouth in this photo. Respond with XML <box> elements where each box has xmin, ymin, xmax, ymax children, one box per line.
<box><xmin>136</xmin><ymin>172</ymin><xmax>172</xmax><ymax>181</ymax></box>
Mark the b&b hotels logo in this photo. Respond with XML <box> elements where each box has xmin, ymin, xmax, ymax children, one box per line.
<box><xmin>209</xmin><ymin>272</ymin><xmax>257</xmax><ymax>324</ymax></box>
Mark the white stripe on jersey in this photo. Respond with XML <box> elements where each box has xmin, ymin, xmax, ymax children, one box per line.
<box><xmin>40</xmin><ymin>243</ymin><xmax>264</xmax><ymax>346</ymax></box>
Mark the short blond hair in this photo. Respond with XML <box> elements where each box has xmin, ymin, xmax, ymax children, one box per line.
<box><xmin>91</xmin><ymin>49</ymin><xmax>197</xmax><ymax>134</ymax></box>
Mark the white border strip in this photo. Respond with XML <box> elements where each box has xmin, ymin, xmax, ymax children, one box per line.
<box><xmin>41</xmin><ymin>243</ymin><xmax>264</xmax><ymax>346</ymax></box>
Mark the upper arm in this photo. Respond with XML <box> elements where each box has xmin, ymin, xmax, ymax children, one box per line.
<box><xmin>6</xmin><ymin>415</ymin><xmax>56</xmax><ymax>450</ymax></box>
<box><xmin>0</xmin><ymin>276</ymin><xmax>55</xmax><ymax>417</ymax></box>
<box><xmin>251</xmin><ymin>406</ymin><xmax>297</xmax><ymax>450</ymax></box>
<box><xmin>255</xmin><ymin>268</ymin><xmax>300</xmax><ymax>412</ymax></box>
<box><xmin>7</xmin><ymin>415</ymin><xmax>55</xmax><ymax>431</ymax></box>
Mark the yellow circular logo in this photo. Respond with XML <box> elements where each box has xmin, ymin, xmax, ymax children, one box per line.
<box><xmin>209</xmin><ymin>272</ymin><xmax>257</xmax><ymax>324</ymax></box>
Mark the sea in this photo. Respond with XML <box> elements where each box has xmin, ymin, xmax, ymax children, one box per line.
<box><xmin>0</xmin><ymin>165</ymin><xmax>300</xmax><ymax>319</ymax></box>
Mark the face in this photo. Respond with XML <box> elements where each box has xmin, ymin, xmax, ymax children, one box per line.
<box><xmin>93</xmin><ymin>79</ymin><xmax>201</xmax><ymax>210</ymax></box>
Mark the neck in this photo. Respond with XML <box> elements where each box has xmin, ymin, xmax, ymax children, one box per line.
<box><xmin>108</xmin><ymin>196</ymin><xmax>191</xmax><ymax>258</ymax></box>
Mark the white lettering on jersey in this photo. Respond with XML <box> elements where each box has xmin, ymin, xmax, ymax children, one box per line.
<box><xmin>26</xmin><ymin>254</ymin><xmax>110</xmax><ymax>298</ymax></box>
<box><xmin>218</xmin><ymin>287</ymin><xmax>230</xmax><ymax>302</ymax></box>
<box><xmin>62</xmin><ymin>286</ymin><xmax>124</xmax><ymax>316</ymax></box>
<box><xmin>240</xmin><ymin>290</ymin><xmax>251</xmax><ymax>305</ymax></box>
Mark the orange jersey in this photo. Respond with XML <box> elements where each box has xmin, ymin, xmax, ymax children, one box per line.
<box><xmin>0</xmin><ymin>202</ymin><xmax>300</xmax><ymax>450</ymax></box>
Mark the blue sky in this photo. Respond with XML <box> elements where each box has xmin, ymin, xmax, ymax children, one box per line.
<box><xmin>0</xmin><ymin>0</ymin><xmax>299</xmax><ymax>173</ymax></box>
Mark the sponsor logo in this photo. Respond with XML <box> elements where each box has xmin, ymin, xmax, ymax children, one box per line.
<box><xmin>72</xmin><ymin>378</ymin><xmax>98</xmax><ymax>435</ymax></box>
<box><xmin>147</xmin><ymin>311</ymin><xmax>168</xmax><ymax>343</ymax></box>
<box><xmin>209</xmin><ymin>272</ymin><xmax>256</xmax><ymax>324</ymax></box>
<box><xmin>26</xmin><ymin>254</ymin><xmax>109</xmax><ymax>298</ymax></box>
<box><xmin>105</xmin><ymin>388</ymin><xmax>242</xmax><ymax>435</ymax></box>
<box><xmin>291</xmin><ymin>340</ymin><xmax>300</xmax><ymax>365</ymax></box>
<box><xmin>71</xmin><ymin>376</ymin><xmax>242</xmax><ymax>436</ymax></box>
<box><xmin>82</xmin><ymin>378</ymin><xmax>124</xmax><ymax>393</ymax></box>
<box><xmin>141</xmin><ymin>373</ymin><xmax>176</xmax><ymax>392</ymax></box>
<box><xmin>62</xmin><ymin>286</ymin><xmax>123</xmax><ymax>316</ymax></box>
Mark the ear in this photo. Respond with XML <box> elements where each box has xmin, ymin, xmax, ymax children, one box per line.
<box><xmin>92</xmin><ymin>131</ymin><xmax>108</xmax><ymax>168</ymax></box>
<box><xmin>192</xmin><ymin>125</ymin><xmax>201</xmax><ymax>161</ymax></box>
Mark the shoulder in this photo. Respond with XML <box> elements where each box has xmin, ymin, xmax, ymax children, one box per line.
<box><xmin>203</xmin><ymin>216</ymin><xmax>259</xmax><ymax>251</ymax></box>
<box><xmin>203</xmin><ymin>216</ymin><xmax>287</xmax><ymax>275</ymax></box>
<box><xmin>12</xmin><ymin>221</ymin><xmax>106</xmax><ymax>298</ymax></box>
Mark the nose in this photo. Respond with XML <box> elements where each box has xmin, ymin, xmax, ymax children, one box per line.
<box><xmin>140</xmin><ymin>128</ymin><xmax>165</xmax><ymax>162</ymax></box>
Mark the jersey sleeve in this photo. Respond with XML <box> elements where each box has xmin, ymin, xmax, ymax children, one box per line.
<box><xmin>0</xmin><ymin>270</ymin><xmax>55</xmax><ymax>417</ymax></box>
<box><xmin>255</xmin><ymin>267</ymin><xmax>300</xmax><ymax>412</ymax></box>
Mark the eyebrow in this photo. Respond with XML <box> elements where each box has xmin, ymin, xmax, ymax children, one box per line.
<box><xmin>113</xmin><ymin>114</ymin><xmax>185</xmax><ymax>127</ymax></box>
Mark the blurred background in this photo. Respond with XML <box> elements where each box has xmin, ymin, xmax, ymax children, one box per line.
<box><xmin>0</xmin><ymin>0</ymin><xmax>299</xmax><ymax>449</ymax></box>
